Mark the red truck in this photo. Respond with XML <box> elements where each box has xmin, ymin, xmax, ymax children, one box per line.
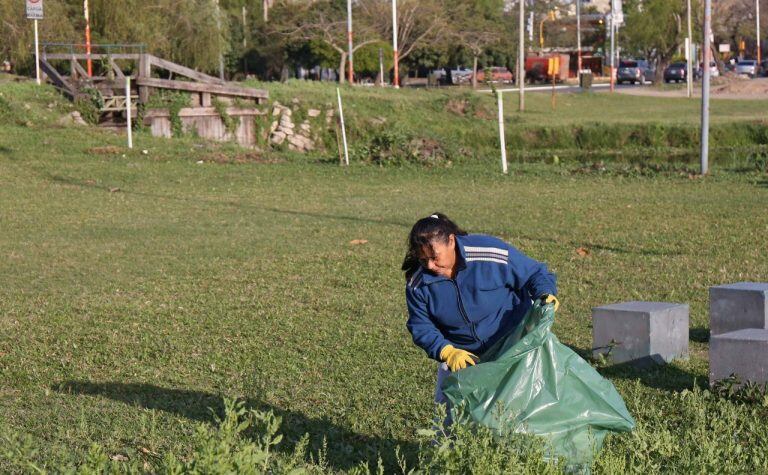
<box><xmin>525</xmin><ymin>55</ymin><xmax>569</xmax><ymax>83</ymax></box>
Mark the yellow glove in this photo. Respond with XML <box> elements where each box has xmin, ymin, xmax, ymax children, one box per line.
<box><xmin>541</xmin><ymin>294</ymin><xmax>560</xmax><ymax>312</ymax></box>
<box><xmin>440</xmin><ymin>345</ymin><xmax>479</xmax><ymax>372</ymax></box>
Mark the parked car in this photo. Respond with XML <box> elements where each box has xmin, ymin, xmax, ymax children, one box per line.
<box><xmin>664</xmin><ymin>62</ymin><xmax>688</xmax><ymax>83</ymax></box>
<box><xmin>449</xmin><ymin>67</ymin><xmax>473</xmax><ymax>85</ymax></box>
<box><xmin>617</xmin><ymin>59</ymin><xmax>654</xmax><ymax>84</ymax></box>
<box><xmin>472</xmin><ymin>66</ymin><xmax>514</xmax><ymax>84</ymax></box>
<box><xmin>735</xmin><ymin>60</ymin><xmax>759</xmax><ymax>78</ymax></box>
<box><xmin>695</xmin><ymin>61</ymin><xmax>720</xmax><ymax>79</ymax></box>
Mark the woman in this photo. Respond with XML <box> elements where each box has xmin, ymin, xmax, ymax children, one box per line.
<box><xmin>402</xmin><ymin>213</ymin><xmax>558</xmax><ymax>418</ymax></box>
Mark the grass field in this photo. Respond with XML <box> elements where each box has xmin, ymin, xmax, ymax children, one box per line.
<box><xmin>1</xmin><ymin>80</ymin><xmax>768</xmax><ymax>472</ymax></box>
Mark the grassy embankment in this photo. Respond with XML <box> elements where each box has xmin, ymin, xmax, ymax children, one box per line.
<box><xmin>1</xmin><ymin>79</ymin><xmax>768</xmax><ymax>472</ymax></box>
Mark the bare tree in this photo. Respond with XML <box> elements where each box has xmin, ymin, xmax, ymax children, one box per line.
<box><xmin>280</xmin><ymin>1</ymin><xmax>380</xmax><ymax>82</ymax></box>
<box><xmin>364</xmin><ymin>0</ymin><xmax>447</xmax><ymax>68</ymax></box>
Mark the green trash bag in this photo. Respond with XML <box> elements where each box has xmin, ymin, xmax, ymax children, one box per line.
<box><xmin>442</xmin><ymin>301</ymin><xmax>635</xmax><ymax>465</ymax></box>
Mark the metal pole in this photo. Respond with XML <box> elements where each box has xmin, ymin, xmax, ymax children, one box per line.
<box><xmin>497</xmin><ymin>91</ymin><xmax>508</xmax><ymax>175</ymax></box>
<box><xmin>519</xmin><ymin>0</ymin><xmax>525</xmax><ymax>111</ymax></box>
<box><xmin>758</xmin><ymin>0</ymin><xmax>762</xmax><ymax>65</ymax></box>
<box><xmin>701</xmin><ymin>0</ymin><xmax>711</xmax><ymax>175</ymax></box>
<box><xmin>687</xmin><ymin>0</ymin><xmax>693</xmax><ymax>97</ymax></box>
<box><xmin>378</xmin><ymin>48</ymin><xmax>384</xmax><ymax>86</ymax></box>
<box><xmin>84</xmin><ymin>0</ymin><xmax>92</xmax><ymax>77</ymax></box>
<box><xmin>34</xmin><ymin>19</ymin><xmax>41</xmax><ymax>85</ymax></box>
<box><xmin>610</xmin><ymin>14</ymin><xmax>615</xmax><ymax>92</ymax></box>
<box><xmin>242</xmin><ymin>6</ymin><xmax>248</xmax><ymax>76</ymax></box>
<box><xmin>126</xmin><ymin>76</ymin><xmax>133</xmax><ymax>149</ymax></box>
<box><xmin>577</xmin><ymin>0</ymin><xmax>582</xmax><ymax>73</ymax></box>
<box><xmin>214</xmin><ymin>0</ymin><xmax>224</xmax><ymax>80</ymax></box>
<box><xmin>392</xmin><ymin>0</ymin><xmax>399</xmax><ymax>88</ymax></box>
<box><xmin>336</xmin><ymin>87</ymin><xmax>349</xmax><ymax>166</ymax></box>
<box><xmin>347</xmin><ymin>0</ymin><xmax>354</xmax><ymax>84</ymax></box>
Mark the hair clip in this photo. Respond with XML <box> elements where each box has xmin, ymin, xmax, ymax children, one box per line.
<box><xmin>430</xmin><ymin>214</ymin><xmax>439</xmax><ymax>219</ymax></box>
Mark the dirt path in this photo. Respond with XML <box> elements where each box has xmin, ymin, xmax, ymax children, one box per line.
<box><xmin>617</xmin><ymin>76</ymin><xmax>768</xmax><ymax>100</ymax></box>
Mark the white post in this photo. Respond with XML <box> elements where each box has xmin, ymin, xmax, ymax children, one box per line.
<box><xmin>497</xmin><ymin>91</ymin><xmax>508</xmax><ymax>175</ymax></box>
<box><xmin>576</xmin><ymin>0</ymin><xmax>582</xmax><ymax>73</ymax></box>
<box><xmin>392</xmin><ymin>0</ymin><xmax>399</xmax><ymax>88</ymax></box>
<box><xmin>701</xmin><ymin>0</ymin><xmax>711</xmax><ymax>175</ymax></box>
<box><xmin>757</xmin><ymin>0</ymin><xmax>762</xmax><ymax>65</ymax></box>
<box><xmin>34</xmin><ymin>19</ymin><xmax>41</xmax><ymax>85</ymax></box>
<box><xmin>347</xmin><ymin>0</ymin><xmax>354</xmax><ymax>84</ymax></box>
<box><xmin>518</xmin><ymin>0</ymin><xmax>525</xmax><ymax>111</ymax></box>
<box><xmin>126</xmin><ymin>76</ymin><xmax>133</xmax><ymax>149</ymax></box>
<box><xmin>686</xmin><ymin>0</ymin><xmax>693</xmax><ymax>97</ymax></box>
<box><xmin>336</xmin><ymin>87</ymin><xmax>349</xmax><ymax>166</ymax></box>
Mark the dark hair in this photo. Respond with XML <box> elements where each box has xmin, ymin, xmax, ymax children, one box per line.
<box><xmin>401</xmin><ymin>212</ymin><xmax>467</xmax><ymax>279</ymax></box>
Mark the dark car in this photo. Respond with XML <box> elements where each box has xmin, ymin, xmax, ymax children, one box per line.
<box><xmin>617</xmin><ymin>59</ymin><xmax>654</xmax><ymax>84</ymax></box>
<box><xmin>664</xmin><ymin>62</ymin><xmax>688</xmax><ymax>83</ymax></box>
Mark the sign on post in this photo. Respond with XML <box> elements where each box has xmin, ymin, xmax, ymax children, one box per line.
<box><xmin>26</xmin><ymin>0</ymin><xmax>43</xmax><ymax>19</ymax></box>
<box><xmin>27</xmin><ymin>0</ymin><xmax>43</xmax><ymax>85</ymax></box>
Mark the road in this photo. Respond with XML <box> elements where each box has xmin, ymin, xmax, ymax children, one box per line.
<box><xmin>478</xmin><ymin>82</ymin><xmax>646</xmax><ymax>94</ymax></box>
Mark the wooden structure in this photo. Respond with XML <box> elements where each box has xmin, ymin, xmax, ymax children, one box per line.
<box><xmin>39</xmin><ymin>43</ymin><xmax>268</xmax><ymax>146</ymax></box>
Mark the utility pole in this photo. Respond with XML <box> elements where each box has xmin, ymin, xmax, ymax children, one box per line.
<box><xmin>701</xmin><ymin>0</ymin><xmax>712</xmax><ymax>175</ymax></box>
<box><xmin>84</xmin><ymin>0</ymin><xmax>92</xmax><ymax>77</ymax></box>
<box><xmin>758</xmin><ymin>0</ymin><xmax>762</xmax><ymax>65</ymax></box>
<box><xmin>687</xmin><ymin>0</ymin><xmax>693</xmax><ymax>98</ymax></box>
<box><xmin>392</xmin><ymin>0</ymin><xmax>399</xmax><ymax>88</ymax></box>
<box><xmin>519</xmin><ymin>0</ymin><xmax>525</xmax><ymax>111</ymax></box>
<box><xmin>577</xmin><ymin>0</ymin><xmax>582</xmax><ymax>73</ymax></box>
<box><xmin>347</xmin><ymin>0</ymin><xmax>354</xmax><ymax>84</ymax></box>
<box><xmin>243</xmin><ymin>6</ymin><xmax>248</xmax><ymax>76</ymax></box>
<box><xmin>610</xmin><ymin>13</ymin><xmax>615</xmax><ymax>92</ymax></box>
<box><xmin>214</xmin><ymin>0</ymin><xmax>224</xmax><ymax>80</ymax></box>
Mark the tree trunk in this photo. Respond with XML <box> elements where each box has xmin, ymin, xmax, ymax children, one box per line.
<box><xmin>472</xmin><ymin>56</ymin><xmax>478</xmax><ymax>89</ymax></box>
<box><xmin>338</xmin><ymin>52</ymin><xmax>347</xmax><ymax>84</ymax></box>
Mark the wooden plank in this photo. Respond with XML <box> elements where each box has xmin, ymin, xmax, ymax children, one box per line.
<box><xmin>72</xmin><ymin>58</ymin><xmax>89</xmax><ymax>79</ymax></box>
<box><xmin>109</xmin><ymin>57</ymin><xmax>125</xmax><ymax>79</ymax></box>
<box><xmin>144</xmin><ymin>107</ymin><xmax>264</xmax><ymax>118</ymax></box>
<box><xmin>201</xmin><ymin>92</ymin><xmax>211</xmax><ymax>107</ymax></box>
<box><xmin>44</xmin><ymin>53</ymin><xmax>140</xmax><ymax>60</ymax></box>
<box><xmin>39</xmin><ymin>59</ymin><xmax>75</xmax><ymax>96</ymax></box>
<box><xmin>147</xmin><ymin>54</ymin><xmax>225</xmax><ymax>85</ymax></box>
<box><xmin>138</xmin><ymin>54</ymin><xmax>151</xmax><ymax>104</ymax></box>
<box><xmin>135</xmin><ymin>77</ymin><xmax>268</xmax><ymax>100</ymax></box>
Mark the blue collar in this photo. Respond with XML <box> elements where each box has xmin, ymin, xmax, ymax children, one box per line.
<box><xmin>419</xmin><ymin>235</ymin><xmax>468</xmax><ymax>284</ymax></box>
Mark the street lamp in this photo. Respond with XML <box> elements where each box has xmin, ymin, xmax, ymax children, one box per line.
<box><xmin>539</xmin><ymin>9</ymin><xmax>557</xmax><ymax>49</ymax></box>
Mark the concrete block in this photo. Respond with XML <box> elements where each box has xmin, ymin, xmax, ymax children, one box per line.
<box><xmin>709</xmin><ymin>328</ymin><xmax>768</xmax><ymax>387</ymax></box>
<box><xmin>592</xmin><ymin>301</ymin><xmax>689</xmax><ymax>365</ymax></box>
<box><xmin>709</xmin><ymin>282</ymin><xmax>768</xmax><ymax>336</ymax></box>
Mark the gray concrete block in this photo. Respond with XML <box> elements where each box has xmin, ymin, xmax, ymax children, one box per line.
<box><xmin>709</xmin><ymin>328</ymin><xmax>768</xmax><ymax>387</ymax></box>
<box><xmin>592</xmin><ymin>301</ymin><xmax>689</xmax><ymax>365</ymax></box>
<box><xmin>709</xmin><ymin>282</ymin><xmax>768</xmax><ymax>336</ymax></box>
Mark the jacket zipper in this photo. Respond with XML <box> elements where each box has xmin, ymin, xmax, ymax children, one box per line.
<box><xmin>451</xmin><ymin>279</ymin><xmax>479</xmax><ymax>341</ymax></box>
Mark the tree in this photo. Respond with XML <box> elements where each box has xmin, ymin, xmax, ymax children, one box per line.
<box><xmin>621</xmin><ymin>0</ymin><xmax>693</xmax><ymax>82</ymax></box>
<box><xmin>278</xmin><ymin>0</ymin><xmax>381</xmax><ymax>83</ymax></box>
<box><xmin>445</xmin><ymin>0</ymin><xmax>506</xmax><ymax>88</ymax></box>
<box><xmin>364</xmin><ymin>0</ymin><xmax>447</xmax><ymax>80</ymax></box>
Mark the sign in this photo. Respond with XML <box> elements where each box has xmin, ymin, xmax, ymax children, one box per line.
<box><xmin>611</xmin><ymin>0</ymin><xmax>624</xmax><ymax>25</ymax></box>
<box><xmin>26</xmin><ymin>0</ymin><xmax>43</xmax><ymax>19</ymax></box>
<box><xmin>719</xmin><ymin>43</ymin><xmax>731</xmax><ymax>53</ymax></box>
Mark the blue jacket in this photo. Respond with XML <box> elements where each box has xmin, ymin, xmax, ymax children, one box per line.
<box><xmin>405</xmin><ymin>234</ymin><xmax>557</xmax><ymax>361</ymax></box>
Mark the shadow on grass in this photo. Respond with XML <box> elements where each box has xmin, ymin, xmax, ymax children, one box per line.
<box><xmin>690</xmin><ymin>327</ymin><xmax>710</xmax><ymax>343</ymax></box>
<box><xmin>598</xmin><ymin>361</ymin><xmax>707</xmax><ymax>392</ymax></box>
<box><xmin>54</xmin><ymin>381</ymin><xmax>418</xmax><ymax>472</ymax></box>
<box><xmin>44</xmin><ymin>172</ymin><xmax>412</xmax><ymax>230</ymax></box>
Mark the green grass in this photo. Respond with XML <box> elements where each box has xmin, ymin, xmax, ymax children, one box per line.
<box><xmin>1</xmin><ymin>80</ymin><xmax>768</xmax><ymax>472</ymax></box>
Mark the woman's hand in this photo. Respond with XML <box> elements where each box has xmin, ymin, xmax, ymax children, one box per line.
<box><xmin>540</xmin><ymin>294</ymin><xmax>560</xmax><ymax>312</ymax></box>
<box><xmin>440</xmin><ymin>345</ymin><xmax>479</xmax><ymax>372</ymax></box>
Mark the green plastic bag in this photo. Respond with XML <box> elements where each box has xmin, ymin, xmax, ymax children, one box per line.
<box><xmin>442</xmin><ymin>301</ymin><xmax>635</xmax><ymax>465</ymax></box>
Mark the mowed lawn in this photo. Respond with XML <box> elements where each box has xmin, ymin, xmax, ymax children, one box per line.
<box><xmin>1</xmin><ymin>120</ymin><xmax>768</xmax><ymax>470</ymax></box>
